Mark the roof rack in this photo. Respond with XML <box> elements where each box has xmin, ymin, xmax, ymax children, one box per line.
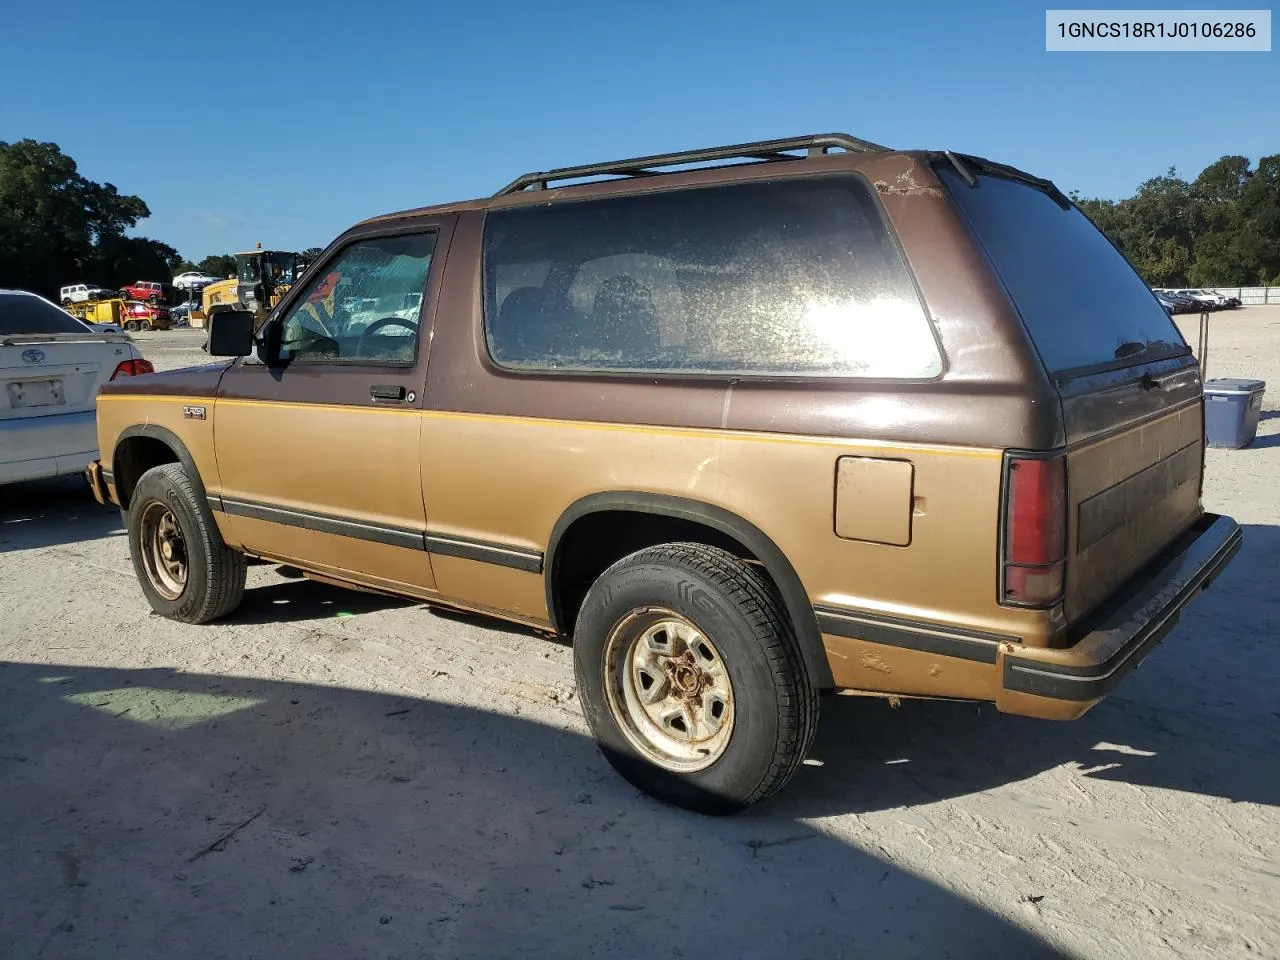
<box><xmin>493</xmin><ymin>132</ymin><xmax>890</xmax><ymax>196</ymax></box>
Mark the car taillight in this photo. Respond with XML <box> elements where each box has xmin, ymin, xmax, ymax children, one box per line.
<box><xmin>110</xmin><ymin>358</ymin><xmax>155</xmax><ymax>380</ymax></box>
<box><xmin>1001</xmin><ymin>453</ymin><xmax>1066</xmax><ymax>608</ymax></box>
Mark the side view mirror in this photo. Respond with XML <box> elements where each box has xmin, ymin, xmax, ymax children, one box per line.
<box><xmin>206</xmin><ymin>306</ymin><xmax>256</xmax><ymax>357</ymax></box>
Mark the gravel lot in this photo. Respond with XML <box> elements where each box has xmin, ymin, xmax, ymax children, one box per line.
<box><xmin>2</xmin><ymin>313</ymin><xmax>1278</xmax><ymax>959</ymax></box>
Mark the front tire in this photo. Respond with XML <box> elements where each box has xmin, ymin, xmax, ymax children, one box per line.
<box><xmin>573</xmin><ymin>543</ymin><xmax>819</xmax><ymax>815</ymax></box>
<box><xmin>127</xmin><ymin>463</ymin><xmax>246</xmax><ymax>623</ymax></box>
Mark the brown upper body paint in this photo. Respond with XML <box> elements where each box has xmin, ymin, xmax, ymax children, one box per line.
<box><xmin>96</xmin><ymin>143</ymin><xmax>1238</xmax><ymax>722</ymax></box>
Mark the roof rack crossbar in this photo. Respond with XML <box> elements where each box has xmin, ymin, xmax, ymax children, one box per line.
<box><xmin>494</xmin><ymin>132</ymin><xmax>890</xmax><ymax>196</ymax></box>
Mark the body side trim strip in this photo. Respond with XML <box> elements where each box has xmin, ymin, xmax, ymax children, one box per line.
<box><xmin>814</xmin><ymin>604</ymin><xmax>1013</xmax><ymax>665</ymax></box>
<box><xmin>424</xmin><ymin>533</ymin><xmax>544</xmax><ymax>573</ymax></box>
<box><xmin>207</xmin><ymin>495</ymin><xmax>544</xmax><ymax>571</ymax></box>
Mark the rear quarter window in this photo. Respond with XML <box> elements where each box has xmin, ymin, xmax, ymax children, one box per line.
<box><xmin>482</xmin><ymin>175</ymin><xmax>942</xmax><ymax>379</ymax></box>
<box><xmin>937</xmin><ymin>167</ymin><xmax>1187</xmax><ymax>378</ymax></box>
<box><xmin>0</xmin><ymin>294</ymin><xmax>91</xmax><ymax>335</ymax></box>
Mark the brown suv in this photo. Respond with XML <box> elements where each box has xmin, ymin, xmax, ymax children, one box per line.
<box><xmin>86</xmin><ymin>134</ymin><xmax>1241</xmax><ymax>814</ymax></box>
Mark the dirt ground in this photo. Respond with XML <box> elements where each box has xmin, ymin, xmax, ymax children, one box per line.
<box><xmin>1</xmin><ymin>310</ymin><xmax>1277</xmax><ymax>959</ymax></box>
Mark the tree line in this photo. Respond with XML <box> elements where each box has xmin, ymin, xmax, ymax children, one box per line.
<box><xmin>1073</xmin><ymin>154</ymin><xmax>1280</xmax><ymax>288</ymax></box>
<box><xmin>0</xmin><ymin>140</ymin><xmax>323</xmax><ymax>298</ymax></box>
<box><xmin>2</xmin><ymin>139</ymin><xmax>1277</xmax><ymax>300</ymax></box>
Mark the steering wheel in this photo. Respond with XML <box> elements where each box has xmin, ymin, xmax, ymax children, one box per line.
<box><xmin>357</xmin><ymin>316</ymin><xmax>419</xmax><ymax>357</ymax></box>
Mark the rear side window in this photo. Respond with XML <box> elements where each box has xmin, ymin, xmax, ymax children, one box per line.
<box><xmin>0</xmin><ymin>294</ymin><xmax>90</xmax><ymax>335</ymax></box>
<box><xmin>938</xmin><ymin>168</ymin><xmax>1187</xmax><ymax>378</ymax></box>
<box><xmin>482</xmin><ymin>176</ymin><xmax>941</xmax><ymax>378</ymax></box>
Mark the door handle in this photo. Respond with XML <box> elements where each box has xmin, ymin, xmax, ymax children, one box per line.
<box><xmin>370</xmin><ymin>384</ymin><xmax>407</xmax><ymax>402</ymax></box>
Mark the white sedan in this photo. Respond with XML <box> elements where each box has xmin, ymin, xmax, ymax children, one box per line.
<box><xmin>172</xmin><ymin>271</ymin><xmax>223</xmax><ymax>290</ymax></box>
<box><xmin>1</xmin><ymin>289</ymin><xmax>153</xmax><ymax>486</ymax></box>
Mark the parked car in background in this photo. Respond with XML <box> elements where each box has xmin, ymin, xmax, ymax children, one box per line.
<box><xmin>1153</xmin><ymin>291</ymin><xmax>1176</xmax><ymax>315</ymax></box>
<box><xmin>123</xmin><ymin>300</ymin><xmax>171</xmax><ymax>331</ymax></box>
<box><xmin>173</xmin><ymin>271</ymin><xmax>223</xmax><ymax>291</ymax></box>
<box><xmin>59</xmin><ymin>283</ymin><xmax>113</xmax><ymax>305</ymax></box>
<box><xmin>1155</xmin><ymin>290</ymin><xmax>1201</xmax><ymax>314</ymax></box>
<box><xmin>167</xmin><ymin>301</ymin><xmax>196</xmax><ymax>326</ymax></box>
<box><xmin>1171</xmin><ymin>289</ymin><xmax>1226</xmax><ymax>309</ymax></box>
<box><xmin>88</xmin><ymin>133</ymin><xmax>1241</xmax><ymax>814</ymax></box>
<box><xmin>119</xmin><ymin>281</ymin><xmax>171</xmax><ymax>304</ymax></box>
<box><xmin>1198</xmin><ymin>289</ymin><xmax>1239</xmax><ymax>308</ymax></box>
<box><xmin>2</xmin><ymin>289</ymin><xmax>153</xmax><ymax>485</ymax></box>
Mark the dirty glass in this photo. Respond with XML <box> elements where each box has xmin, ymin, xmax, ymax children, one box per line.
<box><xmin>482</xmin><ymin>176</ymin><xmax>941</xmax><ymax>378</ymax></box>
<box><xmin>277</xmin><ymin>233</ymin><xmax>436</xmax><ymax>363</ymax></box>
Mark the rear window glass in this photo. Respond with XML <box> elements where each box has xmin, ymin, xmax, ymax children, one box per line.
<box><xmin>937</xmin><ymin>168</ymin><xmax>1187</xmax><ymax>377</ymax></box>
<box><xmin>0</xmin><ymin>294</ymin><xmax>90</xmax><ymax>336</ymax></box>
<box><xmin>482</xmin><ymin>176</ymin><xmax>941</xmax><ymax>378</ymax></box>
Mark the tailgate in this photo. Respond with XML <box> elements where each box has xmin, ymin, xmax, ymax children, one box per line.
<box><xmin>1061</xmin><ymin>370</ymin><xmax>1204</xmax><ymax>622</ymax></box>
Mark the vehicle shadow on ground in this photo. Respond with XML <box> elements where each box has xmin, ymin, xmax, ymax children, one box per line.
<box><xmin>0</xmin><ymin>477</ymin><xmax>121</xmax><ymax>554</ymax></box>
<box><xmin>224</xmin><ymin>574</ymin><xmax>418</xmax><ymax>625</ymax></box>
<box><xmin>0</xmin><ymin>662</ymin><xmax>1062</xmax><ymax>960</ymax></box>
<box><xmin>781</xmin><ymin>522</ymin><xmax>1280</xmax><ymax>817</ymax></box>
<box><xmin>224</xmin><ymin>524</ymin><xmax>1280</xmax><ymax>816</ymax></box>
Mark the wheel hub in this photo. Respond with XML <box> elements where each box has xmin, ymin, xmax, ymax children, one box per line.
<box><xmin>603</xmin><ymin>609</ymin><xmax>735</xmax><ymax>772</ymax></box>
<box><xmin>139</xmin><ymin>501</ymin><xmax>188</xmax><ymax>601</ymax></box>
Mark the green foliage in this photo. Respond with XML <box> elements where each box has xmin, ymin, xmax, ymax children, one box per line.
<box><xmin>197</xmin><ymin>254</ymin><xmax>236</xmax><ymax>279</ymax></box>
<box><xmin>301</xmin><ymin>247</ymin><xmax>323</xmax><ymax>260</ymax></box>
<box><xmin>0</xmin><ymin>139</ymin><xmax>177</xmax><ymax>297</ymax></box>
<box><xmin>1077</xmin><ymin>154</ymin><xmax>1280</xmax><ymax>287</ymax></box>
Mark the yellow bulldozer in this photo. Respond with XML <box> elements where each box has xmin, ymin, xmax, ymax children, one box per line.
<box><xmin>192</xmin><ymin>244</ymin><xmax>299</xmax><ymax>328</ymax></box>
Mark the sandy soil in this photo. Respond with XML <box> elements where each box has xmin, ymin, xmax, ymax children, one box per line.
<box><xmin>1</xmin><ymin>312</ymin><xmax>1277</xmax><ymax>959</ymax></box>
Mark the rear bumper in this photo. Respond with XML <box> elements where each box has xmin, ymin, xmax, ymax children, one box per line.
<box><xmin>85</xmin><ymin>459</ymin><xmax>113</xmax><ymax>505</ymax></box>
<box><xmin>0</xmin><ymin>410</ymin><xmax>98</xmax><ymax>485</ymax></box>
<box><xmin>996</xmin><ymin>513</ymin><xmax>1242</xmax><ymax>719</ymax></box>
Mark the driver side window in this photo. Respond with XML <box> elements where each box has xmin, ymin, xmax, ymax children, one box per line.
<box><xmin>278</xmin><ymin>232</ymin><xmax>436</xmax><ymax>363</ymax></box>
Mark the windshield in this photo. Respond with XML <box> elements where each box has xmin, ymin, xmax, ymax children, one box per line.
<box><xmin>0</xmin><ymin>293</ymin><xmax>91</xmax><ymax>335</ymax></box>
<box><xmin>262</xmin><ymin>252</ymin><xmax>295</xmax><ymax>285</ymax></box>
<box><xmin>938</xmin><ymin>167</ymin><xmax>1188</xmax><ymax>378</ymax></box>
<box><xmin>236</xmin><ymin>255</ymin><xmax>261</xmax><ymax>283</ymax></box>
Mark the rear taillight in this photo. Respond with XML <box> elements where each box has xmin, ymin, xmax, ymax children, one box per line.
<box><xmin>110</xmin><ymin>358</ymin><xmax>154</xmax><ymax>380</ymax></box>
<box><xmin>1001</xmin><ymin>453</ymin><xmax>1066</xmax><ymax>608</ymax></box>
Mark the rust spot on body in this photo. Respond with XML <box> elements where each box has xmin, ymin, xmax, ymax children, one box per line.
<box><xmin>860</xmin><ymin>654</ymin><xmax>892</xmax><ymax>675</ymax></box>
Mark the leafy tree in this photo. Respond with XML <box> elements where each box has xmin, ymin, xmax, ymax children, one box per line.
<box><xmin>301</xmin><ymin>246</ymin><xmax>323</xmax><ymax>260</ymax></box>
<box><xmin>1076</xmin><ymin>155</ymin><xmax>1280</xmax><ymax>287</ymax></box>
<box><xmin>197</xmin><ymin>254</ymin><xmax>237</xmax><ymax>279</ymax></box>
<box><xmin>0</xmin><ymin>139</ymin><xmax>166</xmax><ymax>297</ymax></box>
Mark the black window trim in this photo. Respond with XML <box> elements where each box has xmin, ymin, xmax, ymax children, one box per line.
<box><xmin>254</xmin><ymin>222</ymin><xmax>444</xmax><ymax>371</ymax></box>
<box><xmin>477</xmin><ymin>170</ymin><xmax>948</xmax><ymax>385</ymax></box>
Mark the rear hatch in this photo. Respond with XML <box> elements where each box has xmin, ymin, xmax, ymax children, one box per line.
<box><xmin>938</xmin><ymin>161</ymin><xmax>1204</xmax><ymax>626</ymax></box>
<box><xmin>1</xmin><ymin>293</ymin><xmax>137</xmax><ymax>423</ymax></box>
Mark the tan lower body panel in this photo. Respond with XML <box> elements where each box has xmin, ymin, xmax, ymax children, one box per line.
<box><xmin>426</xmin><ymin>554</ymin><xmax>549</xmax><ymax>624</ymax></box>
<box><xmin>823</xmin><ymin>634</ymin><xmax>1000</xmax><ymax>702</ymax></box>
<box><xmin>823</xmin><ymin>634</ymin><xmax>1096</xmax><ymax>721</ymax></box>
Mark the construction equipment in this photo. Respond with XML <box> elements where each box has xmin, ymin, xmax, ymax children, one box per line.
<box><xmin>66</xmin><ymin>297</ymin><xmax>127</xmax><ymax>328</ymax></box>
<box><xmin>194</xmin><ymin>243</ymin><xmax>298</xmax><ymax>328</ymax></box>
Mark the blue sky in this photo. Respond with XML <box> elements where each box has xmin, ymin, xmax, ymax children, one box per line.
<box><xmin>1</xmin><ymin>0</ymin><xmax>1275</xmax><ymax>261</ymax></box>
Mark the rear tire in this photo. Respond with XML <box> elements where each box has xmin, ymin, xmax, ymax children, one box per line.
<box><xmin>127</xmin><ymin>463</ymin><xmax>246</xmax><ymax>623</ymax></box>
<box><xmin>573</xmin><ymin>542</ymin><xmax>818</xmax><ymax>815</ymax></box>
